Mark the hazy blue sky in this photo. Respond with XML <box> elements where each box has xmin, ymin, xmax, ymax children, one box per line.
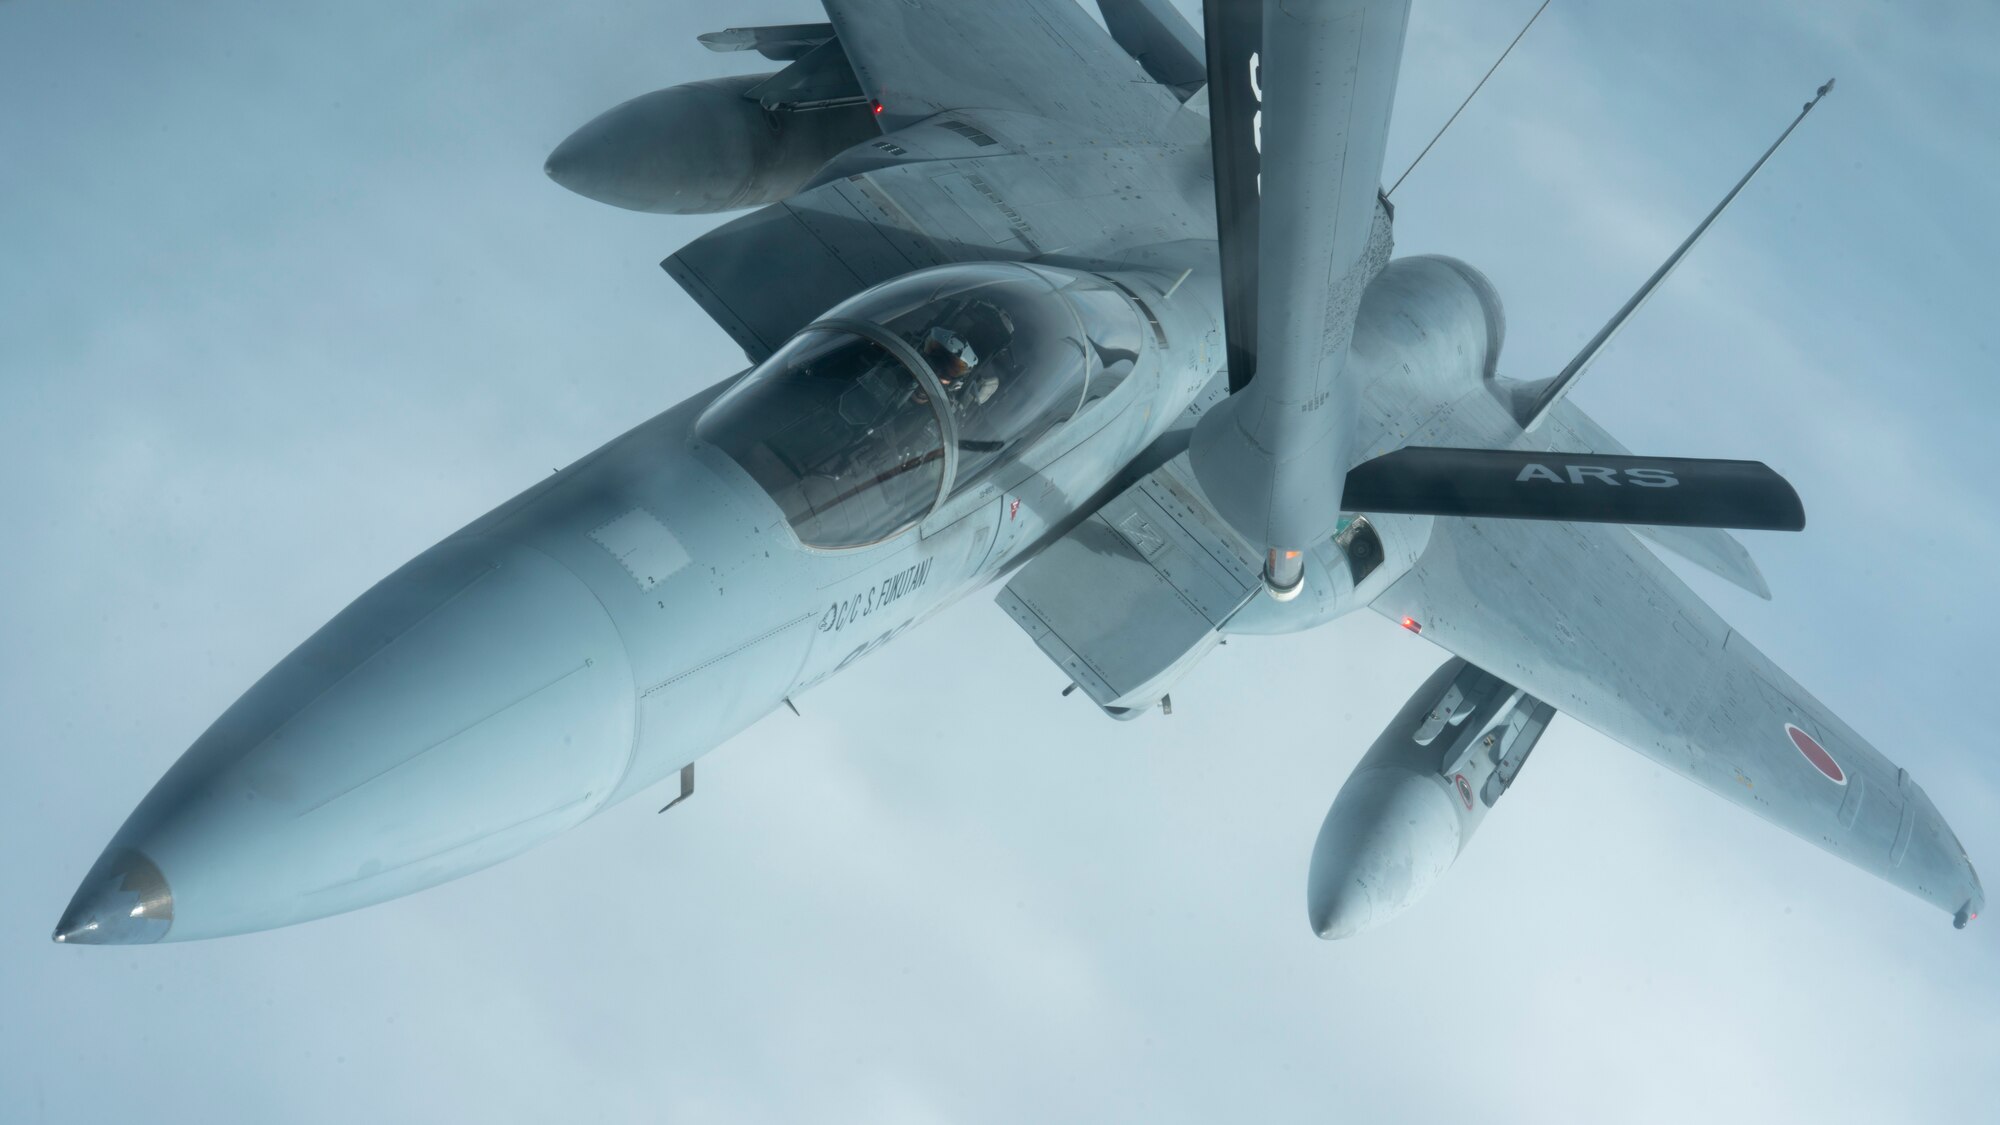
<box><xmin>4</xmin><ymin>2</ymin><xmax>1997</xmax><ymax>1122</ymax></box>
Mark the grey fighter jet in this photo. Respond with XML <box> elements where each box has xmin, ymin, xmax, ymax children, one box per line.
<box><xmin>55</xmin><ymin>0</ymin><xmax>1982</xmax><ymax>946</ymax></box>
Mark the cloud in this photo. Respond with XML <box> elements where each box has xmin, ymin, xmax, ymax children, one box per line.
<box><xmin>5</xmin><ymin>2</ymin><xmax>1997</xmax><ymax>1123</ymax></box>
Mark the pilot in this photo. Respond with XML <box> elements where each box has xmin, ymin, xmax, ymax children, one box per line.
<box><xmin>921</xmin><ymin>325</ymin><xmax>998</xmax><ymax>405</ymax></box>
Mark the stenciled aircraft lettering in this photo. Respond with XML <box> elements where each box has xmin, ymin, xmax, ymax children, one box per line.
<box><xmin>1249</xmin><ymin>50</ymin><xmax>1262</xmax><ymax>187</ymax></box>
<box><xmin>1513</xmin><ymin>463</ymin><xmax>1680</xmax><ymax>487</ymax></box>
<box><xmin>819</xmin><ymin>558</ymin><xmax>934</xmax><ymax>634</ymax></box>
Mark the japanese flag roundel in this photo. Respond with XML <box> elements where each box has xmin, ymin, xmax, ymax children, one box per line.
<box><xmin>1786</xmin><ymin>723</ymin><xmax>1846</xmax><ymax>784</ymax></box>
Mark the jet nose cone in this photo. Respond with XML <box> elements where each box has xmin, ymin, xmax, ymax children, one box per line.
<box><xmin>543</xmin><ymin>85</ymin><xmax>757</xmax><ymax>214</ymax></box>
<box><xmin>543</xmin><ymin>111</ymin><xmax>667</xmax><ymax>211</ymax></box>
<box><xmin>1306</xmin><ymin>769</ymin><xmax>1462</xmax><ymax>940</ymax></box>
<box><xmin>1306</xmin><ymin>880</ymin><xmax>1367</xmax><ymax>942</ymax></box>
<box><xmin>542</xmin><ymin>137</ymin><xmax>580</xmax><ymax>187</ymax></box>
<box><xmin>70</xmin><ymin>536</ymin><xmax>637</xmax><ymax>942</ymax></box>
<box><xmin>54</xmin><ymin>848</ymin><xmax>173</xmax><ymax>945</ymax></box>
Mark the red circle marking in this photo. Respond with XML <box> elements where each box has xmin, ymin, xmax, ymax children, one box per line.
<box><xmin>1786</xmin><ymin>724</ymin><xmax>1845</xmax><ymax>784</ymax></box>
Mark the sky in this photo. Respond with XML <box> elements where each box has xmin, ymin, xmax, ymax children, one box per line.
<box><xmin>3</xmin><ymin>1</ymin><xmax>1998</xmax><ymax>1122</ymax></box>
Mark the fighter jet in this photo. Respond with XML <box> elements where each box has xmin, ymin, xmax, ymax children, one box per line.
<box><xmin>55</xmin><ymin>0</ymin><xmax>1982</xmax><ymax>945</ymax></box>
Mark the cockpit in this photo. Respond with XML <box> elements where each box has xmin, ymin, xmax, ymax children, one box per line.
<box><xmin>697</xmin><ymin>262</ymin><xmax>1147</xmax><ymax>548</ymax></box>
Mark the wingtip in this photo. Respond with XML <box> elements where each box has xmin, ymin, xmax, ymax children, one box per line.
<box><xmin>1744</xmin><ymin>561</ymin><xmax>1774</xmax><ymax>601</ymax></box>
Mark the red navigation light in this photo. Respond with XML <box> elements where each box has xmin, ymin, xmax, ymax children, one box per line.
<box><xmin>871</xmin><ymin>99</ymin><xmax>884</xmax><ymax>116</ymax></box>
<box><xmin>1401</xmin><ymin>616</ymin><xmax>1422</xmax><ymax>634</ymax></box>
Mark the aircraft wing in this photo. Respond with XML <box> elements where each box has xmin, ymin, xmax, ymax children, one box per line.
<box><xmin>1368</xmin><ymin>515</ymin><xmax>1985</xmax><ymax>925</ymax></box>
<box><xmin>820</xmin><ymin>0</ymin><xmax>1183</xmax><ymax>134</ymax></box>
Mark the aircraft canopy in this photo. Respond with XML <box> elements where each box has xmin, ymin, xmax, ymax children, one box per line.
<box><xmin>698</xmin><ymin>263</ymin><xmax>1142</xmax><ymax>548</ymax></box>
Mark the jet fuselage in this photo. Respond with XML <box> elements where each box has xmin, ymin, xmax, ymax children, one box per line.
<box><xmin>55</xmin><ymin>240</ymin><xmax>1513</xmax><ymax>942</ymax></box>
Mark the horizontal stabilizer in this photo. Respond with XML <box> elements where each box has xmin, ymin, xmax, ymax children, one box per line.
<box><xmin>1632</xmin><ymin>523</ymin><xmax>1773</xmax><ymax>599</ymax></box>
<box><xmin>1341</xmin><ymin>447</ymin><xmax>1805</xmax><ymax>531</ymax></box>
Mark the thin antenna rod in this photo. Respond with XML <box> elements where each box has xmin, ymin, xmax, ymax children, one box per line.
<box><xmin>1387</xmin><ymin>0</ymin><xmax>1551</xmax><ymax>199</ymax></box>
<box><xmin>1516</xmin><ymin>78</ymin><xmax>1836</xmax><ymax>431</ymax></box>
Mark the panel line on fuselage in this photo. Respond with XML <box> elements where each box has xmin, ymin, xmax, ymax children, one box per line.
<box><xmin>639</xmin><ymin>610</ymin><xmax>821</xmax><ymax>699</ymax></box>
